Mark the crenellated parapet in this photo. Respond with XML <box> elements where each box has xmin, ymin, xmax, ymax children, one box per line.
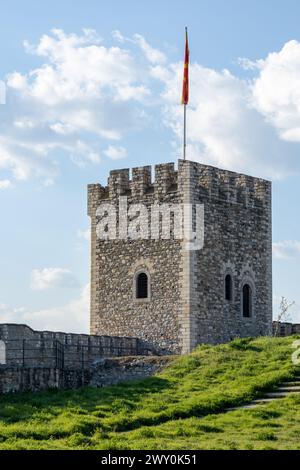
<box><xmin>88</xmin><ymin>160</ymin><xmax>271</xmax><ymax>214</ymax></box>
<box><xmin>88</xmin><ymin>163</ymin><xmax>181</xmax><ymax>208</ymax></box>
<box><xmin>178</xmin><ymin>160</ymin><xmax>271</xmax><ymax>208</ymax></box>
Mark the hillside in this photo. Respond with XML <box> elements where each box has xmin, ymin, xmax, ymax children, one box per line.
<box><xmin>0</xmin><ymin>336</ymin><xmax>299</xmax><ymax>450</ymax></box>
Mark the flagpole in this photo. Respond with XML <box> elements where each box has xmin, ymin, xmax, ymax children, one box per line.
<box><xmin>183</xmin><ymin>103</ymin><xmax>187</xmax><ymax>161</ymax></box>
<box><xmin>182</xmin><ymin>26</ymin><xmax>188</xmax><ymax>161</ymax></box>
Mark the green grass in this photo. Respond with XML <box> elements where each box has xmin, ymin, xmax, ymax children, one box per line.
<box><xmin>0</xmin><ymin>336</ymin><xmax>299</xmax><ymax>450</ymax></box>
<box><xmin>103</xmin><ymin>395</ymin><xmax>300</xmax><ymax>450</ymax></box>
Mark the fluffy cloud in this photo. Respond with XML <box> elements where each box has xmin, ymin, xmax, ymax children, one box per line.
<box><xmin>250</xmin><ymin>41</ymin><xmax>300</xmax><ymax>142</ymax></box>
<box><xmin>273</xmin><ymin>240</ymin><xmax>300</xmax><ymax>259</ymax></box>
<box><xmin>112</xmin><ymin>30</ymin><xmax>166</xmax><ymax>64</ymax></box>
<box><xmin>0</xmin><ymin>136</ymin><xmax>55</xmax><ymax>182</ymax></box>
<box><xmin>104</xmin><ymin>145</ymin><xmax>127</xmax><ymax>160</ymax></box>
<box><xmin>1</xmin><ymin>29</ymin><xmax>152</xmax><ymax>184</ymax></box>
<box><xmin>0</xmin><ymin>284</ymin><xmax>89</xmax><ymax>333</ymax></box>
<box><xmin>2</xmin><ymin>29</ymin><xmax>300</xmax><ymax>187</ymax></box>
<box><xmin>156</xmin><ymin>60</ymin><xmax>300</xmax><ymax>179</ymax></box>
<box><xmin>8</xmin><ymin>28</ymin><xmax>147</xmax><ymax>105</ymax></box>
<box><xmin>133</xmin><ymin>34</ymin><xmax>166</xmax><ymax>64</ymax></box>
<box><xmin>30</xmin><ymin>267</ymin><xmax>79</xmax><ymax>291</ymax></box>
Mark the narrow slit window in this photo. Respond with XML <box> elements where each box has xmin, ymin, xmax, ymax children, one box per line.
<box><xmin>225</xmin><ymin>274</ymin><xmax>233</xmax><ymax>301</ymax></box>
<box><xmin>136</xmin><ymin>272</ymin><xmax>148</xmax><ymax>299</ymax></box>
<box><xmin>243</xmin><ymin>284</ymin><xmax>252</xmax><ymax>318</ymax></box>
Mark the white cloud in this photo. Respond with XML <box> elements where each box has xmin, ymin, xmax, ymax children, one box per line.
<box><xmin>111</xmin><ymin>30</ymin><xmax>126</xmax><ymax>43</ymax></box>
<box><xmin>30</xmin><ymin>267</ymin><xmax>79</xmax><ymax>291</ymax></box>
<box><xmin>273</xmin><ymin>240</ymin><xmax>300</xmax><ymax>259</ymax></box>
<box><xmin>0</xmin><ymin>284</ymin><xmax>89</xmax><ymax>333</ymax></box>
<box><xmin>112</xmin><ymin>30</ymin><xmax>166</xmax><ymax>65</ymax></box>
<box><xmin>157</xmin><ymin>62</ymin><xmax>297</xmax><ymax>179</ymax></box>
<box><xmin>0</xmin><ymin>136</ymin><xmax>55</xmax><ymax>181</ymax></box>
<box><xmin>1</xmin><ymin>28</ymin><xmax>152</xmax><ymax>184</ymax></box>
<box><xmin>133</xmin><ymin>33</ymin><xmax>166</xmax><ymax>64</ymax></box>
<box><xmin>104</xmin><ymin>144</ymin><xmax>127</xmax><ymax>160</ymax></box>
<box><xmin>0</xmin><ymin>179</ymin><xmax>12</xmax><ymax>189</ymax></box>
<box><xmin>251</xmin><ymin>40</ymin><xmax>300</xmax><ymax>143</ymax></box>
<box><xmin>10</xmin><ymin>29</ymin><xmax>147</xmax><ymax>106</ymax></box>
<box><xmin>6</xmin><ymin>72</ymin><xmax>27</xmax><ymax>91</ymax></box>
<box><xmin>2</xmin><ymin>30</ymin><xmax>300</xmax><ymax>185</ymax></box>
<box><xmin>68</xmin><ymin>140</ymin><xmax>101</xmax><ymax>167</ymax></box>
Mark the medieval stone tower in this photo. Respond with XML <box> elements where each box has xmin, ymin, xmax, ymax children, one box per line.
<box><xmin>88</xmin><ymin>159</ymin><xmax>272</xmax><ymax>355</ymax></box>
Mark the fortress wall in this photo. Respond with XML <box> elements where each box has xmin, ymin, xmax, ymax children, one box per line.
<box><xmin>0</xmin><ymin>366</ymin><xmax>91</xmax><ymax>394</ymax></box>
<box><xmin>0</xmin><ymin>324</ymin><xmax>155</xmax><ymax>369</ymax></box>
<box><xmin>273</xmin><ymin>322</ymin><xmax>300</xmax><ymax>336</ymax></box>
<box><xmin>0</xmin><ymin>356</ymin><xmax>172</xmax><ymax>394</ymax></box>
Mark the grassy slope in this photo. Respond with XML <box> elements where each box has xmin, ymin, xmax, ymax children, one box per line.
<box><xmin>0</xmin><ymin>336</ymin><xmax>299</xmax><ymax>450</ymax></box>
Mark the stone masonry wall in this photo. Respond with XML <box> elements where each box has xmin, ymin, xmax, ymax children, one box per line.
<box><xmin>88</xmin><ymin>159</ymin><xmax>273</xmax><ymax>354</ymax></box>
<box><xmin>186</xmin><ymin>161</ymin><xmax>273</xmax><ymax>345</ymax></box>
<box><xmin>273</xmin><ymin>322</ymin><xmax>300</xmax><ymax>336</ymax></box>
<box><xmin>90</xmin><ymin>356</ymin><xmax>173</xmax><ymax>388</ymax></box>
<box><xmin>88</xmin><ymin>163</ymin><xmax>184</xmax><ymax>354</ymax></box>
<box><xmin>0</xmin><ymin>366</ymin><xmax>91</xmax><ymax>394</ymax></box>
<box><xmin>0</xmin><ymin>356</ymin><xmax>173</xmax><ymax>394</ymax></box>
<box><xmin>0</xmin><ymin>324</ymin><xmax>154</xmax><ymax>369</ymax></box>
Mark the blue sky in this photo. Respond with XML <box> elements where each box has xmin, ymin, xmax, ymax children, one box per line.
<box><xmin>0</xmin><ymin>0</ymin><xmax>300</xmax><ymax>332</ymax></box>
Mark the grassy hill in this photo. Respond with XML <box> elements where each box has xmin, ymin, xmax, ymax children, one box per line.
<box><xmin>0</xmin><ymin>336</ymin><xmax>299</xmax><ymax>450</ymax></box>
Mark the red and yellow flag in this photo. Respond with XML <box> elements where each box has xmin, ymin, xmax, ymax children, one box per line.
<box><xmin>181</xmin><ymin>27</ymin><xmax>189</xmax><ymax>105</ymax></box>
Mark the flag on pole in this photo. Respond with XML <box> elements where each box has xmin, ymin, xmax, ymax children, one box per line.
<box><xmin>181</xmin><ymin>27</ymin><xmax>189</xmax><ymax>105</ymax></box>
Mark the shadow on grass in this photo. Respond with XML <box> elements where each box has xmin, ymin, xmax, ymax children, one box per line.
<box><xmin>0</xmin><ymin>376</ymin><xmax>171</xmax><ymax>424</ymax></box>
<box><xmin>229</xmin><ymin>338</ymin><xmax>263</xmax><ymax>352</ymax></box>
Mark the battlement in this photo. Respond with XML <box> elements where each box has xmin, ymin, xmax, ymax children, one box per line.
<box><xmin>182</xmin><ymin>161</ymin><xmax>271</xmax><ymax>208</ymax></box>
<box><xmin>87</xmin><ymin>183</ymin><xmax>108</xmax><ymax>216</ymax></box>
<box><xmin>155</xmin><ymin>162</ymin><xmax>178</xmax><ymax>195</ymax></box>
<box><xmin>132</xmin><ymin>165</ymin><xmax>152</xmax><ymax>196</ymax></box>
<box><xmin>108</xmin><ymin>168</ymin><xmax>130</xmax><ymax>198</ymax></box>
<box><xmin>88</xmin><ymin>160</ymin><xmax>271</xmax><ymax>209</ymax></box>
<box><xmin>88</xmin><ymin>163</ymin><xmax>179</xmax><ymax>202</ymax></box>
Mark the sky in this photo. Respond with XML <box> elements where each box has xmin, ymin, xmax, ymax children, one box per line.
<box><xmin>0</xmin><ymin>0</ymin><xmax>300</xmax><ymax>332</ymax></box>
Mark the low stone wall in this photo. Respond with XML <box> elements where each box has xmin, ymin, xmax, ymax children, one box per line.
<box><xmin>0</xmin><ymin>366</ymin><xmax>90</xmax><ymax>394</ymax></box>
<box><xmin>273</xmin><ymin>322</ymin><xmax>300</xmax><ymax>337</ymax></box>
<box><xmin>0</xmin><ymin>324</ymin><xmax>157</xmax><ymax>369</ymax></box>
<box><xmin>90</xmin><ymin>356</ymin><xmax>174</xmax><ymax>388</ymax></box>
<box><xmin>0</xmin><ymin>356</ymin><xmax>174</xmax><ymax>394</ymax></box>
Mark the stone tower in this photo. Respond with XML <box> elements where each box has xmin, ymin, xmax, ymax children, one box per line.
<box><xmin>88</xmin><ymin>160</ymin><xmax>272</xmax><ymax>354</ymax></box>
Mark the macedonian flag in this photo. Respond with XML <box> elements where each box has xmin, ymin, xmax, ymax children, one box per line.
<box><xmin>181</xmin><ymin>27</ymin><xmax>189</xmax><ymax>105</ymax></box>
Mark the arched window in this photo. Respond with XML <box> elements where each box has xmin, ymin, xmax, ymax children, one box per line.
<box><xmin>0</xmin><ymin>340</ymin><xmax>6</xmax><ymax>365</ymax></box>
<box><xmin>136</xmin><ymin>272</ymin><xmax>149</xmax><ymax>299</ymax></box>
<box><xmin>242</xmin><ymin>284</ymin><xmax>252</xmax><ymax>318</ymax></box>
<box><xmin>225</xmin><ymin>274</ymin><xmax>233</xmax><ymax>301</ymax></box>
